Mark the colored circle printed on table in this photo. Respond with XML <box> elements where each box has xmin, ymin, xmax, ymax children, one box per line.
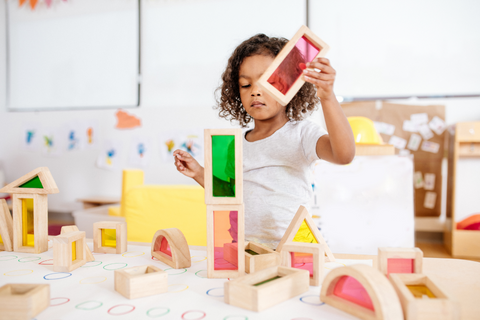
<box><xmin>146</xmin><ymin>307</ymin><xmax>170</xmax><ymax>318</ymax></box>
<box><xmin>50</xmin><ymin>297</ymin><xmax>70</xmax><ymax>306</ymax></box>
<box><xmin>0</xmin><ymin>255</ymin><xmax>18</xmax><ymax>261</ymax></box>
<box><xmin>122</xmin><ymin>251</ymin><xmax>145</xmax><ymax>258</ymax></box>
<box><xmin>4</xmin><ymin>269</ymin><xmax>33</xmax><ymax>276</ymax></box>
<box><xmin>108</xmin><ymin>304</ymin><xmax>136</xmax><ymax>316</ymax></box>
<box><xmin>191</xmin><ymin>256</ymin><xmax>207</xmax><ymax>263</ymax></box>
<box><xmin>168</xmin><ymin>284</ymin><xmax>189</xmax><ymax>293</ymax></box>
<box><xmin>299</xmin><ymin>295</ymin><xmax>325</xmax><ymax>306</ymax></box>
<box><xmin>18</xmin><ymin>256</ymin><xmax>42</xmax><ymax>263</ymax></box>
<box><xmin>38</xmin><ymin>259</ymin><xmax>54</xmax><ymax>265</ymax></box>
<box><xmin>80</xmin><ymin>276</ymin><xmax>107</xmax><ymax>284</ymax></box>
<box><xmin>76</xmin><ymin>301</ymin><xmax>103</xmax><ymax>310</ymax></box>
<box><xmin>181</xmin><ymin>310</ymin><xmax>206</xmax><ymax>320</ymax></box>
<box><xmin>163</xmin><ymin>268</ymin><xmax>187</xmax><ymax>275</ymax></box>
<box><xmin>206</xmin><ymin>287</ymin><xmax>224</xmax><ymax>297</ymax></box>
<box><xmin>194</xmin><ymin>270</ymin><xmax>207</xmax><ymax>278</ymax></box>
<box><xmin>103</xmin><ymin>263</ymin><xmax>127</xmax><ymax>271</ymax></box>
<box><xmin>81</xmin><ymin>261</ymin><xmax>102</xmax><ymax>268</ymax></box>
<box><xmin>44</xmin><ymin>272</ymin><xmax>72</xmax><ymax>280</ymax></box>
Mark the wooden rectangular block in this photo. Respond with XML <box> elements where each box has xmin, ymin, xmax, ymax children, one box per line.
<box><xmin>245</xmin><ymin>242</ymin><xmax>280</xmax><ymax>274</ymax></box>
<box><xmin>224</xmin><ymin>266</ymin><xmax>309</xmax><ymax>312</ymax></box>
<box><xmin>0</xmin><ymin>199</ymin><xmax>14</xmax><ymax>251</ymax></box>
<box><xmin>0</xmin><ymin>283</ymin><xmax>50</xmax><ymax>320</ymax></box>
<box><xmin>389</xmin><ymin>273</ymin><xmax>460</xmax><ymax>320</ymax></box>
<box><xmin>53</xmin><ymin>231</ymin><xmax>86</xmax><ymax>272</ymax></box>
<box><xmin>12</xmin><ymin>193</ymin><xmax>48</xmax><ymax>254</ymax></box>
<box><xmin>281</xmin><ymin>242</ymin><xmax>324</xmax><ymax>286</ymax></box>
<box><xmin>378</xmin><ymin>247</ymin><xmax>423</xmax><ymax>277</ymax></box>
<box><xmin>93</xmin><ymin>221</ymin><xmax>127</xmax><ymax>254</ymax></box>
<box><xmin>114</xmin><ymin>265</ymin><xmax>167</xmax><ymax>299</ymax></box>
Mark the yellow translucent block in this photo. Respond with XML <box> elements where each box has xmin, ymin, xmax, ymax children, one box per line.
<box><xmin>102</xmin><ymin>229</ymin><xmax>116</xmax><ymax>248</ymax></box>
<box><xmin>0</xmin><ymin>233</ymin><xmax>3</xmax><ymax>244</ymax></box>
<box><xmin>293</xmin><ymin>220</ymin><xmax>318</xmax><ymax>244</ymax></box>
<box><xmin>22</xmin><ymin>198</ymin><xmax>35</xmax><ymax>247</ymax></box>
<box><xmin>72</xmin><ymin>241</ymin><xmax>76</xmax><ymax>261</ymax></box>
<box><xmin>407</xmin><ymin>285</ymin><xmax>436</xmax><ymax>299</ymax></box>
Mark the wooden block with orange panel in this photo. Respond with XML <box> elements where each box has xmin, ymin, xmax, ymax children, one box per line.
<box><xmin>378</xmin><ymin>247</ymin><xmax>423</xmax><ymax>277</ymax></box>
<box><xmin>114</xmin><ymin>265</ymin><xmax>168</xmax><ymax>300</ymax></box>
<box><xmin>0</xmin><ymin>283</ymin><xmax>50</xmax><ymax>320</ymax></box>
<box><xmin>52</xmin><ymin>231</ymin><xmax>86</xmax><ymax>272</ymax></box>
<box><xmin>93</xmin><ymin>221</ymin><xmax>127</xmax><ymax>254</ymax></box>
<box><xmin>151</xmin><ymin>228</ymin><xmax>191</xmax><ymax>269</ymax></box>
<box><xmin>0</xmin><ymin>167</ymin><xmax>59</xmax><ymax>254</ymax></box>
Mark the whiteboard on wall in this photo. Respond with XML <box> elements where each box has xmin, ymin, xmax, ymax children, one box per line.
<box><xmin>6</xmin><ymin>0</ymin><xmax>140</xmax><ymax>111</ymax></box>
<box><xmin>309</xmin><ymin>0</ymin><xmax>480</xmax><ymax>99</ymax></box>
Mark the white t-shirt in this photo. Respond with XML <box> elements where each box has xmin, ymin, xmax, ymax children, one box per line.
<box><xmin>238</xmin><ymin>120</ymin><xmax>327</xmax><ymax>248</ymax></box>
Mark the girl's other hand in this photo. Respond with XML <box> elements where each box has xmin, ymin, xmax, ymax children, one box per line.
<box><xmin>173</xmin><ymin>149</ymin><xmax>203</xmax><ymax>180</ymax></box>
<box><xmin>303</xmin><ymin>57</ymin><xmax>337</xmax><ymax>101</ymax></box>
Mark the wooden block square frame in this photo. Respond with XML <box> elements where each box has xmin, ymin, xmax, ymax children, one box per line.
<box><xmin>224</xmin><ymin>266</ymin><xmax>309</xmax><ymax>312</ymax></box>
<box><xmin>281</xmin><ymin>242</ymin><xmax>324</xmax><ymax>286</ymax></box>
<box><xmin>60</xmin><ymin>225</ymin><xmax>94</xmax><ymax>262</ymax></box>
<box><xmin>0</xmin><ymin>199</ymin><xmax>14</xmax><ymax>251</ymax></box>
<box><xmin>151</xmin><ymin>228</ymin><xmax>191</xmax><ymax>269</ymax></box>
<box><xmin>244</xmin><ymin>242</ymin><xmax>280</xmax><ymax>274</ymax></box>
<box><xmin>389</xmin><ymin>273</ymin><xmax>460</xmax><ymax>320</ymax></box>
<box><xmin>207</xmin><ymin>204</ymin><xmax>245</xmax><ymax>278</ymax></box>
<box><xmin>378</xmin><ymin>247</ymin><xmax>423</xmax><ymax>277</ymax></box>
<box><xmin>114</xmin><ymin>265</ymin><xmax>167</xmax><ymax>299</ymax></box>
<box><xmin>53</xmin><ymin>231</ymin><xmax>86</xmax><ymax>272</ymax></box>
<box><xmin>257</xmin><ymin>25</ymin><xmax>330</xmax><ymax>107</ymax></box>
<box><xmin>93</xmin><ymin>221</ymin><xmax>127</xmax><ymax>254</ymax></box>
<box><xmin>204</xmin><ymin>129</ymin><xmax>243</xmax><ymax>205</ymax></box>
<box><xmin>12</xmin><ymin>193</ymin><xmax>48</xmax><ymax>254</ymax></box>
<box><xmin>0</xmin><ymin>283</ymin><xmax>50</xmax><ymax>320</ymax></box>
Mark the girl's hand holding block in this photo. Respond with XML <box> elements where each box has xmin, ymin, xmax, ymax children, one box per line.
<box><xmin>173</xmin><ymin>149</ymin><xmax>205</xmax><ymax>187</ymax></box>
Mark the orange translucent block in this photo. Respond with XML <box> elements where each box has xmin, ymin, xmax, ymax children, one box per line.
<box><xmin>387</xmin><ymin>258</ymin><xmax>414</xmax><ymax>275</ymax></box>
<box><xmin>101</xmin><ymin>229</ymin><xmax>116</xmax><ymax>248</ymax></box>
<box><xmin>291</xmin><ymin>252</ymin><xmax>313</xmax><ymax>277</ymax></box>
<box><xmin>22</xmin><ymin>198</ymin><xmax>35</xmax><ymax>247</ymax></box>
<box><xmin>213</xmin><ymin>210</ymin><xmax>238</xmax><ymax>270</ymax></box>
<box><xmin>334</xmin><ymin>276</ymin><xmax>375</xmax><ymax>311</ymax></box>
<box><xmin>293</xmin><ymin>220</ymin><xmax>318</xmax><ymax>244</ymax></box>
<box><xmin>407</xmin><ymin>285</ymin><xmax>436</xmax><ymax>299</ymax></box>
<box><xmin>72</xmin><ymin>241</ymin><xmax>76</xmax><ymax>261</ymax></box>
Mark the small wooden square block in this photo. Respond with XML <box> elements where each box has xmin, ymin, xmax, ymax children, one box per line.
<box><xmin>114</xmin><ymin>265</ymin><xmax>167</xmax><ymax>299</ymax></box>
<box><xmin>93</xmin><ymin>221</ymin><xmax>127</xmax><ymax>254</ymax></box>
<box><xmin>378</xmin><ymin>247</ymin><xmax>423</xmax><ymax>277</ymax></box>
<box><xmin>53</xmin><ymin>231</ymin><xmax>86</xmax><ymax>272</ymax></box>
<box><xmin>281</xmin><ymin>242</ymin><xmax>324</xmax><ymax>286</ymax></box>
<box><xmin>224</xmin><ymin>266</ymin><xmax>309</xmax><ymax>312</ymax></box>
<box><xmin>0</xmin><ymin>283</ymin><xmax>50</xmax><ymax>320</ymax></box>
<box><xmin>245</xmin><ymin>242</ymin><xmax>280</xmax><ymax>274</ymax></box>
<box><xmin>389</xmin><ymin>273</ymin><xmax>460</xmax><ymax>320</ymax></box>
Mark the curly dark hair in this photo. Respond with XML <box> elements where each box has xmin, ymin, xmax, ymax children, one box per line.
<box><xmin>215</xmin><ymin>34</ymin><xmax>320</xmax><ymax>127</ymax></box>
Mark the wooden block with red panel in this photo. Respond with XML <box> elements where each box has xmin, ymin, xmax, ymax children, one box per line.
<box><xmin>378</xmin><ymin>247</ymin><xmax>423</xmax><ymax>277</ymax></box>
<box><xmin>151</xmin><ymin>228</ymin><xmax>191</xmax><ymax>269</ymax></box>
<box><xmin>280</xmin><ymin>242</ymin><xmax>324</xmax><ymax>286</ymax></box>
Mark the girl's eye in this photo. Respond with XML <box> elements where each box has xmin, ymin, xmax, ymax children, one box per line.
<box><xmin>241</xmin><ymin>84</ymin><xmax>251</xmax><ymax>88</ymax></box>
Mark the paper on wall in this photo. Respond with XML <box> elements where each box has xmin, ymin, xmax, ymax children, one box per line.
<box><xmin>65</xmin><ymin>121</ymin><xmax>83</xmax><ymax>151</ymax></box>
<box><xmin>128</xmin><ymin>136</ymin><xmax>152</xmax><ymax>168</ymax></box>
<box><xmin>40</xmin><ymin>127</ymin><xmax>65</xmax><ymax>157</ymax></box>
<box><xmin>159</xmin><ymin>129</ymin><xmax>204</xmax><ymax>164</ymax></box>
<box><xmin>424</xmin><ymin>191</ymin><xmax>437</xmax><ymax>209</ymax></box>
<box><xmin>403</xmin><ymin>120</ymin><xmax>417</xmax><ymax>132</ymax></box>
<box><xmin>421</xmin><ymin>141</ymin><xmax>440</xmax><ymax>153</ymax></box>
<box><xmin>414</xmin><ymin>171</ymin><xmax>424</xmax><ymax>189</ymax></box>
<box><xmin>424</xmin><ymin>173</ymin><xmax>436</xmax><ymax>190</ymax></box>
<box><xmin>429</xmin><ymin>116</ymin><xmax>446</xmax><ymax>135</ymax></box>
<box><xmin>96</xmin><ymin>139</ymin><xmax>123</xmax><ymax>171</ymax></box>
<box><xmin>21</xmin><ymin>122</ymin><xmax>41</xmax><ymax>151</ymax></box>
<box><xmin>80</xmin><ymin>120</ymin><xmax>100</xmax><ymax>149</ymax></box>
<box><xmin>388</xmin><ymin>135</ymin><xmax>407</xmax><ymax>149</ymax></box>
<box><xmin>373</xmin><ymin>121</ymin><xmax>395</xmax><ymax>135</ymax></box>
<box><xmin>418</xmin><ymin>123</ymin><xmax>434</xmax><ymax>140</ymax></box>
<box><xmin>407</xmin><ymin>133</ymin><xmax>422</xmax><ymax>151</ymax></box>
<box><xmin>411</xmin><ymin>113</ymin><xmax>429</xmax><ymax>125</ymax></box>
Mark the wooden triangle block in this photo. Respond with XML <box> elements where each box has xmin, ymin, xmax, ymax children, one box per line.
<box><xmin>0</xmin><ymin>167</ymin><xmax>59</xmax><ymax>195</ymax></box>
<box><xmin>60</xmin><ymin>225</ymin><xmax>94</xmax><ymax>262</ymax></box>
<box><xmin>0</xmin><ymin>199</ymin><xmax>14</xmax><ymax>251</ymax></box>
<box><xmin>276</xmin><ymin>205</ymin><xmax>335</xmax><ymax>262</ymax></box>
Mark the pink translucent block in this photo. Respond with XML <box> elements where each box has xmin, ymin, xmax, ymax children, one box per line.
<box><xmin>267</xmin><ymin>35</ymin><xmax>321</xmax><ymax>95</ymax></box>
<box><xmin>387</xmin><ymin>258</ymin><xmax>414</xmax><ymax>275</ymax></box>
<box><xmin>213</xmin><ymin>210</ymin><xmax>238</xmax><ymax>270</ymax></box>
<box><xmin>291</xmin><ymin>252</ymin><xmax>313</xmax><ymax>277</ymax></box>
<box><xmin>154</xmin><ymin>236</ymin><xmax>172</xmax><ymax>259</ymax></box>
<box><xmin>333</xmin><ymin>276</ymin><xmax>375</xmax><ymax>311</ymax></box>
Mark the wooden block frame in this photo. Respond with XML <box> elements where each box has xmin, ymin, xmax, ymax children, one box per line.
<box><xmin>207</xmin><ymin>204</ymin><xmax>245</xmax><ymax>278</ymax></box>
<box><xmin>12</xmin><ymin>193</ymin><xmax>48</xmax><ymax>254</ymax></box>
<box><xmin>276</xmin><ymin>205</ymin><xmax>335</xmax><ymax>262</ymax></box>
<box><xmin>257</xmin><ymin>25</ymin><xmax>330</xmax><ymax>107</ymax></box>
<box><xmin>53</xmin><ymin>231</ymin><xmax>86</xmax><ymax>272</ymax></box>
<box><xmin>244</xmin><ymin>242</ymin><xmax>280</xmax><ymax>274</ymax></box>
<box><xmin>389</xmin><ymin>273</ymin><xmax>460</xmax><ymax>320</ymax></box>
<box><xmin>114</xmin><ymin>265</ymin><xmax>167</xmax><ymax>299</ymax></box>
<box><xmin>281</xmin><ymin>242</ymin><xmax>324</xmax><ymax>286</ymax></box>
<box><xmin>204</xmin><ymin>129</ymin><xmax>243</xmax><ymax>205</ymax></box>
<box><xmin>151</xmin><ymin>228</ymin><xmax>191</xmax><ymax>269</ymax></box>
<box><xmin>320</xmin><ymin>264</ymin><xmax>404</xmax><ymax>320</ymax></box>
<box><xmin>0</xmin><ymin>199</ymin><xmax>13</xmax><ymax>251</ymax></box>
<box><xmin>0</xmin><ymin>283</ymin><xmax>50</xmax><ymax>320</ymax></box>
<box><xmin>224</xmin><ymin>266</ymin><xmax>309</xmax><ymax>312</ymax></box>
<box><xmin>93</xmin><ymin>221</ymin><xmax>127</xmax><ymax>254</ymax></box>
<box><xmin>0</xmin><ymin>167</ymin><xmax>59</xmax><ymax>195</ymax></box>
<box><xmin>378</xmin><ymin>247</ymin><xmax>423</xmax><ymax>277</ymax></box>
<box><xmin>60</xmin><ymin>225</ymin><xmax>94</xmax><ymax>262</ymax></box>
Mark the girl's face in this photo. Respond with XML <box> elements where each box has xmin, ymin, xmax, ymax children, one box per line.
<box><xmin>238</xmin><ymin>54</ymin><xmax>287</xmax><ymax>123</ymax></box>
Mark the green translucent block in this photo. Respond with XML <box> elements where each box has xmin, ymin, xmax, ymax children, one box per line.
<box><xmin>212</xmin><ymin>135</ymin><xmax>235</xmax><ymax>197</ymax></box>
<box><xmin>19</xmin><ymin>176</ymin><xmax>43</xmax><ymax>189</ymax></box>
<box><xmin>245</xmin><ymin>249</ymin><xmax>259</xmax><ymax>255</ymax></box>
<box><xmin>253</xmin><ymin>276</ymin><xmax>282</xmax><ymax>286</ymax></box>
<box><xmin>102</xmin><ymin>229</ymin><xmax>116</xmax><ymax>248</ymax></box>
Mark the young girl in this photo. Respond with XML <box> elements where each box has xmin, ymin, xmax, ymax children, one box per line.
<box><xmin>173</xmin><ymin>33</ymin><xmax>355</xmax><ymax>249</ymax></box>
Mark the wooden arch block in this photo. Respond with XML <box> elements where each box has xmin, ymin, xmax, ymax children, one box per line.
<box><xmin>0</xmin><ymin>199</ymin><xmax>14</xmax><ymax>252</ymax></box>
<box><xmin>0</xmin><ymin>167</ymin><xmax>59</xmax><ymax>195</ymax></box>
<box><xmin>378</xmin><ymin>247</ymin><xmax>423</xmax><ymax>277</ymax></box>
<box><xmin>320</xmin><ymin>264</ymin><xmax>404</xmax><ymax>320</ymax></box>
<box><xmin>60</xmin><ymin>225</ymin><xmax>94</xmax><ymax>262</ymax></box>
<box><xmin>276</xmin><ymin>205</ymin><xmax>335</xmax><ymax>262</ymax></box>
<box><xmin>281</xmin><ymin>242</ymin><xmax>324</xmax><ymax>286</ymax></box>
<box><xmin>151</xmin><ymin>228</ymin><xmax>191</xmax><ymax>269</ymax></box>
